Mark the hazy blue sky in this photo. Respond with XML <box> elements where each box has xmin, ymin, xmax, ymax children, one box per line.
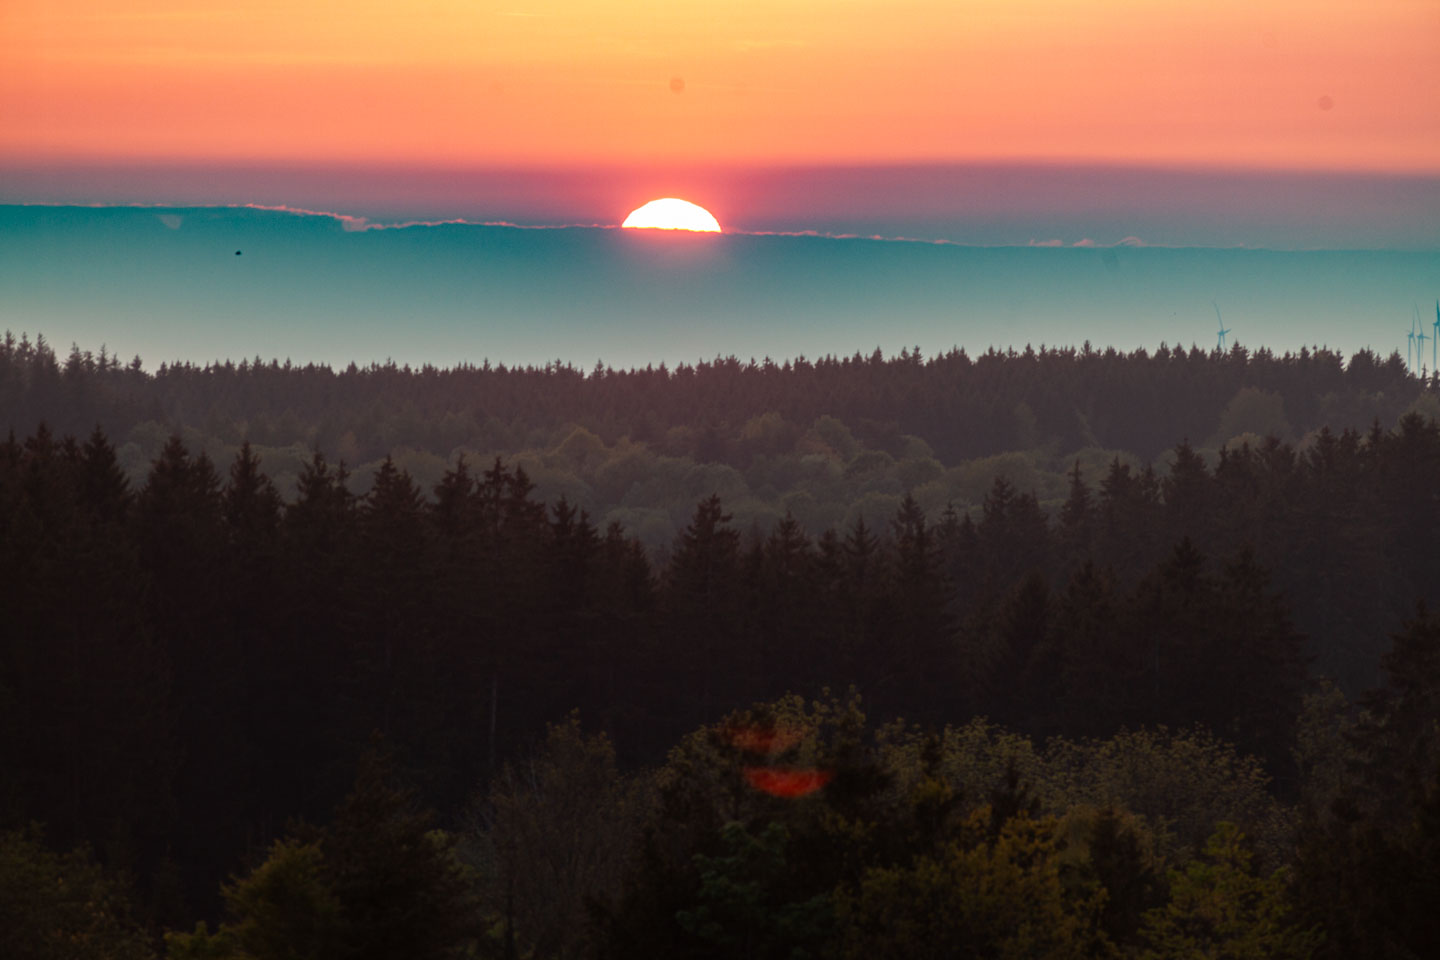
<box><xmin>3</xmin><ymin>204</ymin><xmax>1436</xmax><ymax>372</ymax></box>
<box><xmin>6</xmin><ymin>1</ymin><xmax>1436</xmax><ymax>372</ymax></box>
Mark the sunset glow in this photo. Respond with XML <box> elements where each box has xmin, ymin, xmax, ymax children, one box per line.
<box><xmin>2</xmin><ymin>0</ymin><xmax>1436</xmax><ymax>173</ymax></box>
<box><xmin>621</xmin><ymin>199</ymin><xmax>721</xmax><ymax>232</ymax></box>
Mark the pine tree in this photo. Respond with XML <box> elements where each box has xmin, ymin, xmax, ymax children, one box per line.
<box><xmin>668</xmin><ymin>495</ymin><xmax>743</xmax><ymax>723</ymax></box>
<box><xmin>889</xmin><ymin>496</ymin><xmax>957</xmax><ymax>717</ymax></box>
<box><xmin>1212</xmin><ymin>547</ymin><xmax>1308</xmax><ymax>769</ymax></box>
<box><xmin>430</xmin><ymin>454</ymin><xmax>474</xmax><ymax>538</ymax></box>
<box><xmin>1161</xmin><ymin>440</ymin><xmax>1211</xmax><ymax>547</ymax></box>
<box><xmin>547</xmin><ymin>495</ymin><xmax>601</xmax><ymax>616</ymax></box>
<box><xmin>169</xmin><ymin>747</ymin><xmax>477</xmax><ymax>960</ymax></box>
<box><xmin>1350</xmin><ymin>606</ymin><xmax>1440</xmax><ymax>828</ymax></box>
<box><xmin>0</xmin><ymin>426</ymin><xmax>177</xmax><ymax>885</ymax></box>
<box><xmin>751</xmin><ymin>511</ymin><xmax>820</xmax><ymax>695</ymax></box>
<box><xmin>977</xmin><ymin>477</ymin><xmax>1050</xmax><ymax>587</ymax></box>
<box><xmin>78</xmin><ymin>425</ymin><xmax>131</xmax><ymax>524</ymax></box>
<box><xmin>1097</xmin><ymin>457</ymin><xmax>1160</xmax><ymax>583</ymax></box>
<box><xmin>285</xmin><ymin>451</ymin><xmax>356</xmax><ymax>595</ymax></box>
<box><xmin>1050</xmin><ymin>561</ymin><xmax>1135</xmax><ymax>736</ymax></box>
<box><xmin>1130</xmin><ymin>538</ymin><xmax>1213</xmax><ymax>729</ymax></box>
<box><xmin>354</xmin><ymin>456</ymin><xmax>431</xmax><ymax>718</ymax></box>
<box><xmin>224</xmin><ymin>442</ymin><xmax>281</xmax><ymax>548</ymax></box>
<box><xmin>1058</xmin><ymin>460</ymin><xmax>1093</xmax><ymax>566</ymax></box>
<box><xmin>223</xmin><ymin>441</ymin><xmax>283</xmax><ymax>635</ymax></box>
<box><xmin>321</xmin><ymin>747</ymin><xmax>477</xmax><ymax>960</ymax></box>
<box><xmin>984</xmin><ymin>571</ymin><xmax>1053</xmax><ymax>731</ymax></box>
<box><xmin>279</xmin><ymin>450</ymin><xmax>358</xmax><ymax>817</ymax></box>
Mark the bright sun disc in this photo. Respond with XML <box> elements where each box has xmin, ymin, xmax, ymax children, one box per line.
<box><xmin>621</xmin><ymin>198</ymin><xmax>721</xmax><ymax>233</ymax></box>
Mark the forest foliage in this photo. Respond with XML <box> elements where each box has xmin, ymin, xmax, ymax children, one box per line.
<box><xmin>3</xmin><ymin>331</ymin><xmax>1436</xmax><ymax>554</ymax></box>
<box><xmin>3</xmin><ymin>337</ymin><xmax>1439</xmax><ymax>957</ymax></box>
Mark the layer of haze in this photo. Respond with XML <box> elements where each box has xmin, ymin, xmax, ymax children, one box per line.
<box><xmin>6</xmin><ymin>163</ymin><xmax>1439</xmax><ymax>251</ymax></box>
<box><xmin>4</xmin><ymin>1</ymin><xmax>1437</xmax><ymax>172</ymax></box>
<box><xmin>4</xmin><ymin>206</ymin><xmax>1435</xmax><ymax>372</ymax></box>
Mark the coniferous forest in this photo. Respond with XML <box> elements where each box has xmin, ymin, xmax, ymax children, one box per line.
<box><xmin>3</xmin><ymin>335</ymin><xmax>1439</xmax><ymax>959</ymax></box>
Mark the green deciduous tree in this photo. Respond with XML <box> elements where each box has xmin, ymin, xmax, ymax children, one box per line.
<box><xmin>168</xmin><ymin>747</ymin><xmax>476</xmax><ymax>960</ymax></box>
<box><xmin>1138</xmin><ymin>822</ymin><xmax>1321</xmax><ymax>960</ymax></box>
<box><xmin>836</xmin><ymin>807</ymin><xmax>1114</xmax><ymax>960</ymax></box>
<box><xmin>473</xmin><ymin>715</ymin><xmax>650</xmax><ymax>960</ymax></box>
<box><xmin>676</xmin><ymin>821</ymin><xmax>834</xmax><ymax>960</ymax></box>
<box><xmin>166</xmin><ymin>840</ymin><xmax>342</xmax><ymax>960</ymax></box>
<box><xmin>1</xmin><ymin>826</ymin><xmax>156</xmax><ymax>960</ymax></box>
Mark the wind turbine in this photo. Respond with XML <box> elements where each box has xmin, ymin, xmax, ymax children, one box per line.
<box><xmin>1213</xmin><ymin>302</ymin><xmax>1231</xmax><ymax>352</ymax></box>
<box><xmin>1407</xmin><ymin>312</ymin><xmax>1417</xmax><ymax>370</ymax></box>
<box><xmin>1433</xmin><ymin>300</ymin><xmax>1439</xmax><ymax>376</ymax></box>
<box><xmin>1418</xmin><ymin>323</ymin><xmax>1431</xmax><ymax>377</ymax></box>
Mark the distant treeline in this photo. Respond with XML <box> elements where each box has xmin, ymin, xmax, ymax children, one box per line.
<box><xmin>2</xmin><ymin>410</ymin><xmax>1439</xmax><ymax>949</ymax></box>
<box><xmin>2</xmin><ymin>330</ymin><xmax>1433</xmax><ymax>461</ymax></box>
<box><xmin>5</xmin><ymin>330</ymin><xmax>1437</xmax><ymax>559</ymax></box>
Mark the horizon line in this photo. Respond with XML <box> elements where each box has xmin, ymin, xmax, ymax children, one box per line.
<box><xmin>3</xmin><ymin>328</ymin><xmax>1413</xmax><ymax>378</ymax></box>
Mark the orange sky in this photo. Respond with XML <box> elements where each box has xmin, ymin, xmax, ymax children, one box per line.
<box><xmin>3</xmin><ymin>0</ymin><xmax>1438</xmax><ymax>171</ymax></box>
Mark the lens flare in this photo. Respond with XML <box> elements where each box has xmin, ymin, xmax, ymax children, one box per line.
<box><xmin>743</xmin><ymin>767</ymin><xmax>834</xmax><ymax>798</ymax></box>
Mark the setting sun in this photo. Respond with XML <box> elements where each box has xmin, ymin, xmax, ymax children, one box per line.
<box><xmin>621</xmin><ymin>199</ymin><xmax>721</xmax><ymax>233</ymax></box>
